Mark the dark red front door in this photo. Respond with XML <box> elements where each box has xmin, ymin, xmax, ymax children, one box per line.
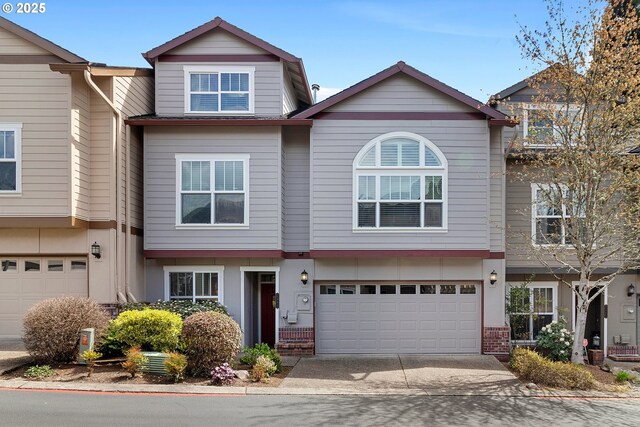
<box><xmin>261</xmin><ymin>283</ymin><xmax>276</xmax><ymax>346</ymax></box>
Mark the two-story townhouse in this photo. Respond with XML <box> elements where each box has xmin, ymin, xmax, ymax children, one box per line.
<box><xmin>494</xmin><ymin>75</ymin><xmax>640</xmax><ymax>359</ymax></box>
<box><xmin>136</xmin><ymin>17</ymin><xmax>516</xmax><ymax>358</ymax></box>
<box><xmin>0</xmin><ymin>18</ymin><xmax>154</xmax><ymax>338</ymax></box>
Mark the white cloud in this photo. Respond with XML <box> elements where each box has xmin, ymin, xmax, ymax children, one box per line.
<box><xmin>314</xmin><ymin>87</ymin><xmax>344</xmax><ymax>103</ymax></box>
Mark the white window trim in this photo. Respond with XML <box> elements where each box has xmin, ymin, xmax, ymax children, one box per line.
<box><xmin>175</xmin><ymin>153</ymin><xmax>250</xmax><ymax>229</ymax></box>
<box><xmin>0</xmin><ymin>123</ymin><xmax>22</xmax><ymax>195</ymax></box>
<box><xmin>183</xmin><ymin>66</ymin><xmax>255</xmax><ymax>115</ymax></box>
<box><xmin>531</xmin><ymin>183</ymin><xmax>584</xmax><ymax>246</ymax></box>
<box><xmin>352</xmin><ymin>131</ymin><xmax>448</xmax><ymax>232</ymax></box>
<box><xmin>163</xmin><ymin>265</ymin><xmax>225</xmax><ymax>304</ymax></box>
<box><xmin>521</xmin><ymin>103</ymin><xmax>581</xmax><ymax>147</ymax></box>
<box><xmin>507</xmin><ymin>281</ymin><xmax>558</xmax><ymax>344</ymax></box>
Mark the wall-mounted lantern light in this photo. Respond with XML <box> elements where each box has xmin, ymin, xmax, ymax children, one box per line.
<box><xmin>489</xmin><ymin>270</ymin><xmax>497</xmax><ymax>285</ymax></box>
<box><xmin>627</xmin><ymin>284</ymin><xmax>636</xmax><ymax>297</ymax></box>
<box><xmin>91</xmin><ymin>242</ymin><xmax>102</xmax><ymax>259</ymax></box>
<box><xmin>300</xmin><ymin>270</ymin><xmax>309</xmax><ymax>285</ymax></box>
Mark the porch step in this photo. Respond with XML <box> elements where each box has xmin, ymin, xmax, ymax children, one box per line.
<box><xmin>608</xmin><ymin>354</ymin><xmax>640</xmax><ymax>362</ymax></box>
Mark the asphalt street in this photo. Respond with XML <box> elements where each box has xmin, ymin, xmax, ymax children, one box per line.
<box><xmin>0</xmin><ymin>389</ymin><xmax>639</xmax><ymax>426</ymax></box>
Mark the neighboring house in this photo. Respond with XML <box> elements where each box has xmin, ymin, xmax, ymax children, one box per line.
<box><xmin>493</xmin><ymin>77</ymin><xmax>640</xmax><ymax>358</ymax></box>
<box><xmin>132</xmin><ymin>17</ymin><xmax>516</xmax><ymax>357</ymax></box>
<box><xmin>0</xmin><ymin>17</ymin><xmax>154</xmax><ymax>338</ymax></box>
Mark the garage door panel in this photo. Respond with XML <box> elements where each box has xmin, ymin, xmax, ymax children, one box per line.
<box><xmin>316</xmin><ymin>283</ymin><xmax>481</xmax><ymax>354</ymax></box>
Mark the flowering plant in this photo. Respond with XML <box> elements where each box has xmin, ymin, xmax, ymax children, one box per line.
<box><xmin>211</xmin><ymin>363</ymin><xmax>236</xmax><ymax>386</ymax></box>
<box><xmin>535</xmin><ymin>317</ymin><xmax>573</xmax><ymax>362</ymax></box>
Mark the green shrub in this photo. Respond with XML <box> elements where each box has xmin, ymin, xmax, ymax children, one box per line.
<box><xmin>23</xmin><ymin>297</ymin><xmax>111</xmax><ymax>363</ymax></box>
<box><xmin>240</xmin><ymin>343</ymin><xmax>282</xmax><ymax>372</ymax></box>
<box><xmin>81</xmin><ymin>350</ymin><xmax>102</xmax><ymax>377</ymax></box>
<box><xmin>23</xmin><ymin>365</ymin><xmax>55</xmax><ymax>379</ymax></box>
<box><xmin>97</xmin><ymin>321</ymin><xmax>128</xmax><ymax>358</ymax></box>
<box><xmin>510</xmin><ymin>347</ymin><xmax>595</xmax><ymax>390</ymax></box>
<box><xmin>615</xmin><ymin>370</ymin><xmax>633</xmax><ymax>383</ymax></box>
<box><xmin>181</xmin><ymin>311</ymin><xmax>242</xmax><ymax>376</ymax></box>
<box><xmin>110</xmin><ymin>309</ymin><xmax>182</xmax><ymax>352</ymax></box>
<box><xmin>122</xmin><ymin>346</ymin><xmax>148</xmax><ymax>378</ymax></box>
<box><xmin>121</xmin><ymin>300</ymin><xmax>228</xmax><ymax>319</ymax></box>
<box><xmin>251</xmin><ymin>355</ymin><xmax>276</xmax><ymax>383</ymax></box>
<box><xmin>164</xmin><ymin>352</ymin><xmax>188</xmax><ymax>383</ymax></box>
<box><xmin>535</xmin><ymin>318</ymin><xmax>573</xmax><ymax>362</ymax></box>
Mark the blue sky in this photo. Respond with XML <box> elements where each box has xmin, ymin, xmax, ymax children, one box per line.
<box><xmin>3</xmin><ymin>0</ymin><xmax>594</xmax><ymax>101</ymax></box>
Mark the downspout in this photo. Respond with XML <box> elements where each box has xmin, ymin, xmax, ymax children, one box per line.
<box><xmin>84</xmin><ymin>70</ymin><xmax>127</xmax><ymax>303</ymax></box>
<box><xmin>125</xmin><ymin>124</ymin><xmax>136</xmax><ymax>303</ymax></box>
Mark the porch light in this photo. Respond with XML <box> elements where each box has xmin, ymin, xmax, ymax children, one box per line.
<box><xmin>300</xmin><ymin>270</ymin><xmax>309</xmax><ymax>285</ymax></box>
<box><xmin>489</xmin><ymin>270</ymin><xmax>498</xmax><ymax>285</ymax></box>
<box><xmin>91</xmin><ymin>242</ymin><xmax>102</xmax><ymax>259</ymax></box>
<box><xmin>628</xmin><ymin>284</ymin><xmax>636</xmax><ymax>297</ymax></box>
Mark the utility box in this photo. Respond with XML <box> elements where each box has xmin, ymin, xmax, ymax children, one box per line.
<box><xmin>78</xmin><ymin>328</ymin><xmax>95</xmax><ymax>364</ymax></box>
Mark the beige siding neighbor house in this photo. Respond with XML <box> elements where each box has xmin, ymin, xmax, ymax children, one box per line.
<box><xmin>0</xmin><ymin>17</ymin><xmax>153</xmax><ymax>337</ymax></box>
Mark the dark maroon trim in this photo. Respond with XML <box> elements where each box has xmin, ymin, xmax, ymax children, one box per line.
<box><xmin>158</xmin><ymin>54</ymin><xmax>279</xmax><ymax>63</ymax></box>
<box><xmin>489</xmin><ymin>118</ymin><xmax>518</xmax><ymax>127</ymax></box>
<box><xmin>144</xmin><ymin>250</ymin><xmax>284</xmax><ymax>259</ymax></box>
<box><xmin>293</xmin><ymin>61</ymin><xmax>508</xmax><ymax>121</ymax></box>
<box><xmin>488</xmin><ymin>252</ymin><xmax>506</xmax><ymax>259</ymax></box>
<box><xmin>314</xmin><ymin>111</ymin><xmax>486</xmax><ymax>120</ymax></box>
<box><xmin>309</xmin><ymin>250</ymin><xmax>492</xmax><ymax>258</ymax></box>
<box><xmin>282</xmin><ymin>251</ymin><xmax>311</xmax><ymax>259</ymax></box>
<box><xmin>125</xmin><ymin>118</ymin><xmax>313</xmax><ymax>127</ymax></box>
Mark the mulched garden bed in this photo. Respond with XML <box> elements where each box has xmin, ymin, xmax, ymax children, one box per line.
<box><xmin>2</xmin><ymin>362</ymin><xmax>291</xmax><ymax>387</ymax></box>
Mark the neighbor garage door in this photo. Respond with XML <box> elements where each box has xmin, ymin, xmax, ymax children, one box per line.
<box><xmin>316</xmin><ymin>283</ymin><xmax>481</xmax><ymax>354</ymax></box>
<box><xmin>0</xmin><ymin>257</ymin><xmax>88</xmax><ymax>338</ymax></box>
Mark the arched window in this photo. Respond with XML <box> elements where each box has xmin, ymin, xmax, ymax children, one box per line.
<box><xmin>353</xmin><ymin>132</ymin><xmax>447</xmax><ymax>230</ymax></box>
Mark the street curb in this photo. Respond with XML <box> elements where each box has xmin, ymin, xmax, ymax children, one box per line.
<box><xmin>1</xmin><ymin>379</ymin><xmax>639</xmax><ymax>398</ymax></box>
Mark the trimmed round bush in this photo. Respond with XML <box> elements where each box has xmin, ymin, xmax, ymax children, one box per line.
<box><xmin>510</xmin><ymin>347</ymin><xmax>595</xmax><ymax>390</ymax></box>
<box><xmin>110</xmin><ymin>309</ymin><xmax>182</xmax><ymax>352</ymax></box>
<box><xmin>23</xmin><ymin>297</ymin><xmax>110</xmax><ymax>363</ymax></box>
<box><xmin>181</xmin><ymin>311</ymin><xmax>242</xmax><ymax>376</ymax></box>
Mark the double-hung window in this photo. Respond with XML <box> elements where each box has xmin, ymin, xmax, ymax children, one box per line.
<box><xmin>184</xmin><ymin>66</ymin><xmax>254</xmax><ymax>114</ymax></box>
<box><xmin>532</xmin><ymin>184</ymin><xmax>585</xmax><ymax>245</ymax></box>
<box><xmin>354</xmin><ymin>132</ymin><xmax>447</xmax><ymax>230</ymax></box>
<box><xmin>0</xmin><ymin>124</ymin><xmax>21</xmax><ymax>194</ymax></box>
<box><xmin>522</xmin><ymin>104</ymin><xmax>581</xmax><ymax>146</ymax></box>
<box><xmin>508</xmin><ymin>283</ymin><xmax>557</xmax><ymax>342</ymax></box>
<box><xmin>176</xmin><ymin>154</ymin><xmax>249</xmax><ymax>226</ymax></box>
<box><xmin>164</xmin><ymin>266</ymin><xmax>224</xmax><ymax>303</ymax></box>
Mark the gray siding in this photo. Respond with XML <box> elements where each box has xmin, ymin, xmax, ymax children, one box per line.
<box><xmin>327</xmin><ymin>74</ymin><xmax>479</xmax><ymax>113</ymax></box>
<box><xmin>283</xmin><ymin>127</ymin><xmax>310</xmax><ymax>251</ymax></box>
<box><xmin>282</xmin><ymin>67</ymin><xmax>297</xmax><ymax>115</ymax></box>
<box><xmin>167</xmin><ymin>29</ymin><xmax>266</xmax><ymax>55</ymax></box>
<box><xmin>311</xmin><ymin>120</ymin><xmax>490</xmax><ymax>250</ymax></box>
<box><xmin>155</xmin><ymin>61</ymin><xmax>282</xmax><ymax>116</ymax></box>
<box><xmin>71</xmin><ymin>73</ymin><xmax>91</xmax><ymax>220</ymax></box>
<box><xmin>489</xmin><ymin>127</ymin><xmax>504</xmax><ymax>251</ymax></box>
<box><xmin>89</xmin><ymin>77</ymin><xmax>114</xmax><ymax>221</ymax></box>
<box><xmin>144</xmin><ymin>126</ymin><xmax>282</xmax><ymax>250</ymax></box>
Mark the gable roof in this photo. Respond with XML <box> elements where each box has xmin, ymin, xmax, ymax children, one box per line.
<box><xmin>142</xmin><ymin>17</ymin><xmax>312</xmax><ymax>105</ymax></box>
<box><xmin>0</xmin><ymin>17</ymin><xmax>86</xmax><ymax>63</ymax></box>
<box><xmin>292</xmin><ymin>61</ymin><xmax>508</xmax><ymax>121</ymax></box>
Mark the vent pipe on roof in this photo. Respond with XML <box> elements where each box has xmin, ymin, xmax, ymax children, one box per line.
<box><xmin>311</xmin><ymin>83</ymin><xmax>320</xmax><ymax>104</ymax></box>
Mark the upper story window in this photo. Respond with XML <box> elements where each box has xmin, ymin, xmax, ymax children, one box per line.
<box><xmin>184</xmin><ymin>66</ymin><xmax>255</xmax><ymax>114</ymax></box>
<box><xmin>0</xmin><ymin>123</ymin><xmax>21</xmax><ymax>194</ymax></box>
<box><xmin>353</xmin><ymin>132</ymin><xmax>448</xmax><ymax>231</ymax></box>
<box><xmin>532</xmin><ymin>184</ymin><xmax>585</xmax><ymax>245</ymax></box>
<box><xmin>522</xmin><ymin>104</ymin><xmax>580</xmax><ymax>146</ymax></box>
<box><xmin>176</xmin><ymin>154</ymin><xmax>249</xmax><ymax>227</ymax></box>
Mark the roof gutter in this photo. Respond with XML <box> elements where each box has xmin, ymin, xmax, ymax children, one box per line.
<box><xmin>83</xmin><ymin>70</ymin><xmax>127</xmax><ymax>303</ymax></box>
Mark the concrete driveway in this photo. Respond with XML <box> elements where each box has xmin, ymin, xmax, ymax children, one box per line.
<box><xmin>281</xmin><ymin>355</ymin><xmax>523</xmax><ymax>395</ymax></box>
<box><xmin>0</xmin><ymin>339</ymin><xmax>30</xmax><ymax>374</ymax></box>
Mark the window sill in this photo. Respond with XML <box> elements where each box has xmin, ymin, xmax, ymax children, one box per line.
<box><xmin>0</xmin><ymin>192</ymin><xmax>22</xmax><ymax>197</ymax></box>
<box><xmin>352</xmin><ymin>228</ymin><xmax>448</xmax><ymax>233</ymax></box>
<box><xmin>176</xmin><ymin>224</ymin><xmax>249</xmax><ymax>230</ymax></box>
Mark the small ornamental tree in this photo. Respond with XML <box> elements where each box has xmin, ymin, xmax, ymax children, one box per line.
<box><xmin>503</xmin><ymin>0</ymin><xmax>640</xmax><ymax>363</ymax></box>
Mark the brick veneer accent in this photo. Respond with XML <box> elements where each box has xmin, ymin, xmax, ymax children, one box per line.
<box><xmin>483</xmin><ymin>326</ymin><xmax>510</xmax><ymax>361</ymax></box>
<box><xmin>276</xmin><ymin>327</ymin><xmax>314</xmax><ymax>356</ymax></box>
<box><xmin>608</xmin><ymin>345</ymin><xmax>639</xmax><ymax>355</ymax></box>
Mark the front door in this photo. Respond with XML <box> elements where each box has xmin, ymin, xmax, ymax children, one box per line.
<box><xmin>260</xmin><ymin>282</ymin><xmax>276</xmax><ymax>346</ymax></box>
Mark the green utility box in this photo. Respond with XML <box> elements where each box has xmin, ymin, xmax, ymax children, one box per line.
<box><xmin>77</xmin><ymin>328</ymin><xmax>95</xmax><ymax>364</ymax></box>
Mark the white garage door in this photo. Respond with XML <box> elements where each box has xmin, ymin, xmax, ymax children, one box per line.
<box><xmin>316</xmin><ymin>283</ymin><xmax>481</xmax><ymax>354</ymax></box>
<box><xmin>0</xmin><ymin>257</ymin><xmax>88</xmax><ymax>338</ymax></box>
